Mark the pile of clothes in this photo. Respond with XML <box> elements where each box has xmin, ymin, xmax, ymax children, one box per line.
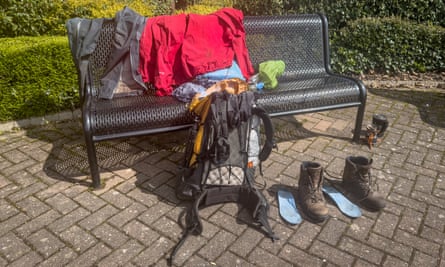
<box><xmin>67</xmin><ymin>7</ymin><xmax>285</xmax><ymax>100</ymax></box>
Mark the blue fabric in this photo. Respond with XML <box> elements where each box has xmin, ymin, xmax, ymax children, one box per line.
<box><xmin>196</xmin><ymin>60</ymin><xmax>245</xmax><ymax>81</ymax></box>
<box><xmin>277</xmin><ymin>190</ymin><xmax>302</xmax><ymax>225</ymax></box>
<box><xmin>322</xmin><ymin>185</ymin><xmax>362</xmax><ymax>218</ymax></box>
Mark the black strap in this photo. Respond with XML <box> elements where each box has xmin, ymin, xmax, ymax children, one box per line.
<box><xmin>170</xmin><ymin>186</ymin><xmax>278</xmax><ymax>264</ymax></box>
<box><xmin>252</xmin><ymin>106</ymin><xmax>276</xmax><ymax>161</ymax></box>
<box><xmin>210</xmin><ymin>93</ymin><xmax>230</xmax><ymax>164</ymax></box>
<box><xmin>168</xmin><ymin>190</ymin><xmax>207</xmax><ymax>266</ymax></box>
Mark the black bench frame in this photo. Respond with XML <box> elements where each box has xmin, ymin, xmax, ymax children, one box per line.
<box><xmin>71</xmin><ymin>13</ymin><xmax>366</xmax><ymax>188</ymax></box>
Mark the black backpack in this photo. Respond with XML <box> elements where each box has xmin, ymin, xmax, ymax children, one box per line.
<box><xmin>171</xmin><ymin>88</ymin><xmax>278</xmax><ymax>263</ymax></box>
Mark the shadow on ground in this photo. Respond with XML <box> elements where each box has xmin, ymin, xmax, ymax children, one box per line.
<box><xmin>369</xmin><ymin>87</ymin><xmax>445</xmax><ymax>128</ymax></box>
<box><xmin>25</xmin><ymin>115</ymin><xmax>342</xmax><ymax>189</ymax></box>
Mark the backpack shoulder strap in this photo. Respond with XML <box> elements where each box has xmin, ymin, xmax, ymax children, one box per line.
<box><xmin>252</xmin><ymin>106</ymin><xmax>275</xmax><ymax>161</ymax></box>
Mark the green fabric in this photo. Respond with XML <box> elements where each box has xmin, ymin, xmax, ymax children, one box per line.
<box><xmin>259</xmin><ymin>60</ymin><xmax>285</xmax><ymax>89</ymax></box>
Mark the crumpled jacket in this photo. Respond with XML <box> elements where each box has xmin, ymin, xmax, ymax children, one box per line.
<box><xmin>139</xmin><ymin>8</ymin><xmax>254</xmax><ymax>96</ymax></box>
<box><xmin>66</xmin><ymin>17</ymin><xmax>106</xmax><ymax>99</ymax></box>
<box><xmin>66</xmin><ymin>7</ymin><xmax>147</xmax><ymax>99</ymax></box>
<box><xmin>100</xmin><ymin>7</ymin><xmax>147</xmax><ymax>99</ymax></box>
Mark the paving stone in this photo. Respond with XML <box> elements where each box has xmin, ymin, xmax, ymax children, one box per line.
<box><xmin>44</xmin><ymin>193</ymin><xmax>79</xmax><ymax>215</ymax></box>
<box><xmin>392</xmin><ymin>177</ymin><xmax>414</xmax><ymax>196</ymax></box>
<box><xmin>0</xmin><ymin>200</ymin><xmax>19</xmax><ymax>221</ymax></box>
<box><xmin>215</xmin><ymin>251</ymin><xmax>250</xmax><ymax>267</ymax></box>
<box><xmin>373</xmin><ymin>212</ymin><xmax>399</xmax><ymax>237</ymax></box>
<box><xmin>97</xmin><ymin>239</ymin><xmax>144</xmax><ymax>267</ymax></box>
<box><xmin>26</xmin><ymin>229</ymin><xmax>65</xmax><ymax>257</ymax></box>
<box><xmin>248</xmin><ymin>247</ymin><xmax>293</xmax><ymax>267</ymax></box>
<box><xmin>36</xmin><ymin>247</ymin><xmax>77</xmax><ymax>267</ymax></box>
<box><xmin>198</xmin><ymin>230</ymin><xmax>237</xmax><ymax>262</ymax></box>
<box><xmin>48</xmin><ymin>207</ymin><xmax>90</xmax><ymax>233</ymax></box>
<box><xmin>318</xmin><ymin>218</ymin><xmax>348</xmax><ymax>246</ymax></box>
<box><xmin>62</xmin><ymin>184</ymin><xmax>88</xmax><ymax>198</ymax></box>
<box><xmin>279</xmin><ymin>244</ymin><xmax>324</xmax><ymax>267</ymax></box>
<box><xmin>137</xmin><ymin>201</ymin><xmax>174</xmax><ymax>225</ymax></box>
<box><xmin>101</xmin><ymin>189</ymin><xmax>134</xmax><ymax>209</ymax></box>
<box><xmin>398</xmin><ymin>208</ymin><xmax>423</xmax><ymax>234</ymax></box>
<box><xmin>107</xmin><ymin>202</ymin><xmax>146</xmax><ymax>228</ymax></box>
<box><xmin>132</xmin><ymin>237</ymin><xmax>173</xmax><ymax>266</ymax></box>
<box><xmin>0</xmin><ymin>232</ymin><xmax>30</xmax><ymax>262</ymax></box>
<box><xmin>2</xmin><ymin>159</ymin><xmax>37</xmax><ymax>177</ymax></box>
<box><xmin>412</xmin><ymin>190</ymin><xmax>445</xmax><ymax>208</ymax></box>
<box><xmin>92</xmin><ymin>223</ymin><xmax>129</xmax><ymax>249</ymax></box>
<box><xmin>15</xmin><ymin>210</ymin><xmax>60</xmax><ymax>238</ymax></box>
<box><xmin>169</xmin><ymin>234</ymin><xmax>208</xmax><ymax>266</ymax></box>
<box><xmin>288</xmin><ymin>221</ymin><xmax>321</xmax><ymax>250</ymax></box>
<box><xmin>8</xmin><ymin>251</ymin><xmax>43</xmax><ymax>267</ymax></box>
<box><xmin>338</xmin><ymin>236</ymin><xmax>384</xmax><ymax>265</ymax></box>
<box><xmin>387</xmin><ymin>192</ymin><xmax>427</xmax><ymax>212</ymax></box>
<box><xmin>6</xmin><ymin>182</ymin><xmax>47</xmax><ymax>202</ymax></box>
<box><xmin>394</xmin><ymin>229</ymin><xmax>441</xmax><ymax>258</ymax></box>
<box><xmin>346</xmin><ymin>216</ymin><xmax>375</xmax><ymax>241</ymax></box>
<box><xmin>122</xmin><ymin>220</ymin><xmax>159</xmax><ymax>244</ymax></box>
<box><xmin>59</xmin><ymin>225</ymin><xmax>97</xmax><ymax>253</ymax></box>
<box><xmin>2</xmin><ymin>150</ymin><xmax>29</xmax><ymax>164</ymax></box>
<box><xmin>424</xmin><ymin>205</ymin><xmax>445</xmax><ymax>231</ymax></box>
<box><xmin>65</xmin><ymin>243</ymin><xmax>111</xmax><ymax>267</ymax></box>
<box><xmin>381</xmin><ymin>255</ymin><xmax>409</xmax><ymax>267</ymax></box>
<box><xmin>35</xmin><ymin>182</ymin><xmax>72</xmax><ymax>200</ymax></box>
<box><xmin>229</xmin><ymin>228</ymin><xmax>263</xmax><ymax>257</ymax></box>
<box><xmin>126</xmin><ymin>188</ymin><xmax>158</xmax><ymax>207</ymax></box>
<box><xmin>209</xmin><ymin>210</ymin><xmax>248</xmax><ymax>236</ymax></box>
<box><xmin>78</xmin><ymin>204</ymin><xmax>119</xmax><ymax>231</ymax></box>
<box><xmin>411</xmin><ymin>250</ymin><xmax>440</xmax><ymax>267</ymax></box>
<box><xmin>309</xmin><ymin>240</ymin><xmax>354</xmax><ymax>266</ymax></box>
<box><xmin>152</xmin><ymin>216</ymin><xmax>183</xmax><ymax>241</ymax></box>
<box><xmin>74</xmin><ymin>191</ymin><xmax>107</xmax><ymax>212</ymax></box>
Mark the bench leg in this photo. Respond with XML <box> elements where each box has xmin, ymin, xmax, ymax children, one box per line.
<box><xmin>84</xmin><ymin>134</ymin><xmax>102</xmax><ymax>189</ymax></box>
<box><xmin>353</xmin><ymin>104</ymin><xmax>365</xmax><ymax>143</ymax></box>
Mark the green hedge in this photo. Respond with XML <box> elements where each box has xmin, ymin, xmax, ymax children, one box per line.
<box><xmin>234</xmin><ymin>0</ymin><xmax>445</xmax><ymax>29</ymax></box>
<box><xmin>0</xmin><ymin>0</ymin><xmax>169</xmax><ymax>37</ymax></box>
<box><xmin>331</xmin><ymin>17</ymin><xmax>445</xmax><ymax>74</ymax></box>
<box><xmin>0</xmin><ymin>37</ymin><xmax>78</xmax><ymax>122</ymax></box>
<box><xmin>285</xmin><ymin>0</ymin><xmax>445</xmax><ymax>28</ymax></box>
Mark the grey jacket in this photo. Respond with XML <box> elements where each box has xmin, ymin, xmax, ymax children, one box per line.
<box><xmin>66</xmin><ymin>7</ymin><xmax>147</xmax><ymax>99</ymax></box>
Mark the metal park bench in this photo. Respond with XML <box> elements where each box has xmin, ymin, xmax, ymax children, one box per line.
<box><xmin>68</xmin><ymin>13</ymin><xmax>366</xmax><ymax>188</ymax></box>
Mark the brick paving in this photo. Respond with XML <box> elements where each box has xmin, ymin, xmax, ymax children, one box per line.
<box><xmin>0</xmin><ymin>82</ymin><xmax>444</xmax><ymax>266</ymax></box>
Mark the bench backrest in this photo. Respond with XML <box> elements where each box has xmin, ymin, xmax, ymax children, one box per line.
<box><xmin>244</xmin><ymin>14</ymin><xmax>329</xmax><ymax>80</ymax></box>
<box><xmin>88</xmin><ymin>14</ymin><xmax>329</xmax><ymax>95</ymax></box>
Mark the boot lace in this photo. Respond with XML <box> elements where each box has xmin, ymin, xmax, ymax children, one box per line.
<box><xmin>358</xmin><ymin>169</ymin><xmax>379</xmax><ymax>198</ymax></box>
<box><xmin>307</xmin><ymin>173</ymin><xmax>324</xmax><ymax>203</ymax></box>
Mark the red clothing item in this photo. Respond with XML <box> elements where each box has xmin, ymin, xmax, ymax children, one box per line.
<box><xmin>139</xmin><ymin>8</ymin><xmax>254</xmax><ymax>96</ymax></box>
<box><xmin>138</xmin><ymin>14</ymin><xmax>187</xmax><ymax>94</ymax></box>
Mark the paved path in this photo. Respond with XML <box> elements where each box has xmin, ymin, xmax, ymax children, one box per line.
<box><xmin>0</xmin><ymin>83</ymin><xmax>444</xmax><ymax>266</ymax></box>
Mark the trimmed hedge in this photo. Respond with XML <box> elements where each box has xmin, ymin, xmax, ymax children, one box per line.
<box><xmin>0</xmin><ymin>37</ymin><xmax>78</xmax><ymax>121</ymax></box>
<box><xmin>234</xmin><ymin>0</ymin><xmax>445</xmax><ymax>29</ymax></box>
<box><xmin>0</xmin><ymin>0</ymin><xmax>170</xmax><ymax>37</ymax></box>
<box><xmin>331</xmin><ymin>17</ymin><xmax>445</xmax><ymax>74</ymax></box>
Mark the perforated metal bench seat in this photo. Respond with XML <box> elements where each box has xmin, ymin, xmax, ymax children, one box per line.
<box><xmin>70</xmin><ymin>13</ymin><xmax>366</xmax><ymax>188</ymax></box>
<box><xmin>255</xmin><ymin>75</ymin><xmax>363</xmax><ymax>116</ymax></box>
<box><xmin>90</xmin><ymin>95</ymin><xmax>194</xmax><ymax>140</ymax></box>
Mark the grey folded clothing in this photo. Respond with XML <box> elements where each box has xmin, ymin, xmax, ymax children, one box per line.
<box><xmin>172</xmin><ymin>82</ymin><xmax>206</xmax><ymax>102</ymax></box>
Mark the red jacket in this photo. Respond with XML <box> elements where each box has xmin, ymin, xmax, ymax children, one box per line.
<box><xmin>139</xmin><ymin>8</ymin><xmax>254</xmax><ymax>96</ymax></box>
